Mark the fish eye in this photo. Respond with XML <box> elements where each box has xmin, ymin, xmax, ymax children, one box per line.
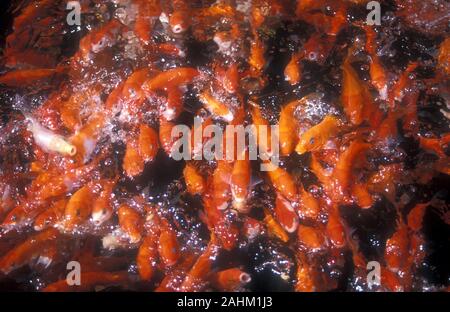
<box><xmin>308</xmin><ymin>52</ymin><xmax>317</xmax><ymax>60</ymax></box>
<box><xmin>172</xmin><ymin>24</ymin><xmax>184</xmax><ymax>34</ymax></box>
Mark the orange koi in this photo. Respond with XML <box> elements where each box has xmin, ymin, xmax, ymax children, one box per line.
<box><xmin>123</xmin><ymin>137</ymin><xmax>145</xmax><ymax>178</ymax></box>
<box><xmin>385</xmin><ymin>221</ymin><xmax>409</xmax><ymax>272</ymax></box>
<box><xmin>118</xmin><ymin>204</ymin><xmax>143</xmax><ymax>244</ymax></box>
<box><xmin>274</xmin><ymin>193</ymin><xmax>299</xmax><ymax>233</ymax></box>
<box><xmin>91</xmin><ymin>180</ymin><xmax>116</xmax><ymax>226</ymax></box>
<box><xmin>230</xmin><ymin>153</ymin><xmax>251</xmax><ymax>213</ymax></box>
<box><xmin>137</xmin><ymin>235</ymin><xmax>158</xmax><ymax>281</ymax></box>
<box><xmin>263</xmin><ymin>208</ymin><xmax>290</xmax><ymax>243</ymax></box>
<box><xmin>211</xmin><ymin>160</ymin><xmax>233</xmax><ymax>211</ymax></box>
<box><xmin>284</xmin><ymin>52</ymin><xmax>302</xmax><ymax>85</ymax></box>
<box><xmin>138</xmin><ymin>124</ymin><xmax>159</xmax><ymax>162</ymax></box>
<box><xmin>181</xmin><ymin>236</ymin><xmax>219</xmax><ymax>291</ymax></box>
<box><xmin>63</xmin><ymin>184</ymin><xmax>94</xmax><ymax>231</ymax></box>
<box><xmin>158</xmin><ymin>219</ymin><xmax>180</xmax><ymax>267</ymax></box>
<box><xmin>211</xmin><ymin>268</ymin><xmax>251</xmax><ymax>291</ymax></box>
<box><xmin>297</xmin><ymin>224</ymin><xmax>325</xmax><ymax>251</ymax></box>
<box><xmin>0</xmin><ymin>69</ymin><xmax>59</xmax><ymax>87</ymax></box>
<box><xmin>43</xmin><ymin>271</ymin><xmax>129</xmax><ymax>292</ymax></box>
<box><xmin>0</xmin><ymin>228</ymin><xmax>60</xmax><ymax>274</ymax></box>
<box><xmin>34</xmin><ymin>199</ymin><xmax>67</xmax><ymax>231</ymax></box>
<box><xmin>199</xmin><ymin>90</ymin><xmax>234</xmax><ymax>122</ymax></box>
<box><xmin>183</xmin><ymin>163</ymin><xmax>205</xmax><ymax>195</ymax></box>
<box><xmin>296</xmin><ymin>115</ymin><xmax>340</xmax><ymax>154</ymax></box>
<box><xmin>143</xmin><ymin>67</ymin><xmax>199</xmax><ymax>91</ymax></box>
<box><xmin>266</xmin><ymin>163</ymin><xmax>298</xmax><ymax>202</ymax></box>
